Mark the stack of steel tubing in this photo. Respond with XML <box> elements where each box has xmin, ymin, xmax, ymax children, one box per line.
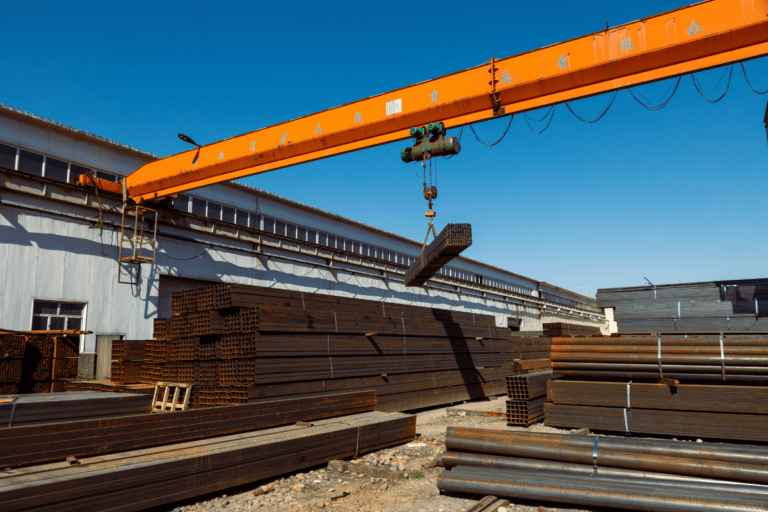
<box><xmin>0</xmin><ymin>410</ymin><xmax>414</xmax><ymax>512</ymax></box>
<box><xmin>140</xmin><ymin>339</ymin><xmax>168</xmax><ymax>385</ymax></box>
<box><xmin>1</xmin><ymin>334</ymin><xmax>78</xmax><ymax>395</ymax></box>
<box><xmin>546</xmin><ymin>336</ymin><xmax>768</xmax><ymax>440</ymax></box>
<box><xmin>404</xmin><ymin>223</ymin><xmax>472</xmax><ymax>287</ymax></box>
<box><xmin>504</xmin><ymin>371</ymin><xmax>554</xmax><ymax>426</ymax></box>
<box><xmin>159</xmin><ymin>283</ymin><xmax>543</xmax><ymax>411</ymax></box>
<box><xmin>512</xmin><ymin>357</ymin><xmax>551</xmax><ymax>375</ymax></box>
<box><xmin>0</xmin><ymin>391</ymin><xmax>374</xmax><ymax>468</ymax></box>
<box><xmin>152</xmin><ymin>318</ymin><xmax>169</xmax><ymax>339</ymax></box>
<box><xmin>597</xmin><ymin>279</ymin><xmax>768</xmax><ymax>333</ymax></box>
<box><xmin>0</xmin><ymin>391</ymin><xmax>152</xmax><ymax>429</ymax></box>
<box><xmin>111</xmin><ymin>340</ymin><xmax>147</xmax><ymax>385</ymax></box>
<box><xmin>542</xmin><ymin>322</ymin><xmax>602</xmax><ymax>337</ymax></box>
<box><xmin>551</xmin><ymin>335</ymin><xmax>768</xmax><ymax>382</ymax></box>
<box><xmin>438</xmin><ymin>427</ymin><xmax>768</xmax><ymax>512</ymax></box>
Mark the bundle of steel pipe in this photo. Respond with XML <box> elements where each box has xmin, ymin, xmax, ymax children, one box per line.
<box><xmin>404</xmin><ymin>223</ymin><xmax>472</xmax><ymax>287</ymax></box>
<box><xmin>1</xmin><ymin>335</ymin><xmax>79</xmax><ymax>395</ymax></box>
<box><xmin>444</xmin><ymin>427</ymin><xmax>768</xmax><ymax>483</ymax></box>
<box><xmin>551</xmin><ymin>336</ymin><xmax>768</xmax><ymax>382</ymax></box>
<box><xmin>438</xmin><ymin>466</ymin><xmax>768</xmax><ymax>512</ymax></box>
<box><xmin>438</xmin><ymin>427</ymin><xmax>768</xmax><ymax>511</ymax></box>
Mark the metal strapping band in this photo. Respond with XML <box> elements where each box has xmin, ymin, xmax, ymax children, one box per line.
<box><xmin>382</xmin><ymin>301</ymin><xmax>386</xmax><ymax>317</ymax></box>
<box><xmin>720</xmin><ymin>332</ymin><xmax>726</xmax><ymax>381</ymax></box>
<box><xmin>334</xmin><ymin>312</ymin><xmax>338</xmax><ymax>333</ymax></box>
<box><xmin>322</xmin><ymin>380</ymin><xmax>325</xmax><ymax>393</ymax></box>
<box><xmin>757</xmin><ymin>298</ymin><xmax>759</xmax><ymax>317</ymax></box>
<box><xmin>8</xmin><ymin>402</ymin><xmax>16</xmax><ymax>428</ymax></box>
<box><xmin>592</xmin><ymin>436</ymin><xmax>600</xmax><ymax>475</ymax></box>
<box><xmin>623</xmin><ymin>409</ymin><xmax>629</xmax><ymax>434</ymax></box>
<box><xmin>327</xmin><ymin>334</ymin><xmax>330</xmax><ymax>356</ymax></box>
<box><xmin>329</xmin><ymin>357</ymin><xmax>334</xmax><ymax>379</ymax></box>
<box><xmin>401</xmin><ymin>317</ymin><xmax>406</xmax><ymax>335</ymax></box>
<box><xmin>472</xmin><ymin>312</ymin><xmax>475</xmax><ymax>324</ymax></box>
<box><xmin>657</xmin><ymin>335</ymin><xmax>663</xmax><ymax>378</ymax></box>
<box><xmin>626</xmin><ymin>381</ymin><xmax>632</xmax><ymax>409</ymax></box>
<box><xmin>301</xmin><ymin>291</ymin><xmax>305</xmax><ymax>311</ymax></box>
<box><xmin>355</xmin><ymin>426</ymin><xmax>361</xmax><ymax>457</ymax></box>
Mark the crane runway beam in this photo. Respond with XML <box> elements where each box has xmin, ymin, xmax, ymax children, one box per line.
<box><xmin>110</xmin><ymin>0</ymin><xmax>768</xmax><ymax>202</ymax></box>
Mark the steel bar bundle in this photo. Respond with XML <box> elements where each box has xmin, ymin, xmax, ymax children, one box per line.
<box><xmin>0</xmin><ymin>392</ymin><xmax>152</xmax><ymax>429</ymax></box>
<box><xmin>404</xmin><ymin>223</ymin><xmax>472</xmax><ymax>287</ymax></box>
<box><xmin>512</xmin><ymin>358</ymin><xmax>551</xmax><ymax>375</ymax></box>
<box><xmin>0</xmin><ymin>411</ymin><xmax>414</xmax><ymax>512</ymax></box>
<box><xmin>0</xmin><ymin>391</ymin><xmax>374</xmax><ymax>468</ymax></box>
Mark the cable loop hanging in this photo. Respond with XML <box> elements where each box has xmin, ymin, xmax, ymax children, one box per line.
<box><xmin>565</xmin><ymin>92</ymin><xmax>617</xmax><ymax>123</ymax></box>
<box><xmin>629</xmin><ymin>76</ymin><xmax>681</xmax><ymax>111</ymax></box>
<box><xmin>740</xmin><ymin>62</ymin><xmax>768</xmax><ymax>94</ymax></box>
<box><xmin>691</xmin><ymin>65</ymin><xmax>733</xmax><ymax>103</ymax></box>
<box><xmin>468</xmin><ymin>115</ymin><xmax>513</xmax><ymax>147</ymax></box>
<box><xmin>523</xmin><ymin>106</ymin><xmax>556</xmax><ymax>134</ymax></box>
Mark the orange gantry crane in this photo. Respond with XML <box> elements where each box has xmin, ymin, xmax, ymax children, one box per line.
<box><xmin>80</xmin><ymin>0</ymin><xmax>768</xmax><ymax>275</ymax></box>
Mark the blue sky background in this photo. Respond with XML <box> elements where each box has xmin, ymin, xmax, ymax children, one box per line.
<box><xmin>1</xmin><ymin>0</ymin><xmax>766</xmax><ymax>297</ymax></box>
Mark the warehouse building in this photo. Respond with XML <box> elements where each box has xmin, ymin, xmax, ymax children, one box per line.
<box><xmin>0</xmin><ymin>104</ymin><xmax>605</xmax><ymax>378</ymax></box>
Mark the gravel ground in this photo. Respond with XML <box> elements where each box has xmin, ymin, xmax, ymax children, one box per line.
<box><xmin>153</xmin><ymin>399</ymin><xmax>598</xmax><ymax>512</ymax></box>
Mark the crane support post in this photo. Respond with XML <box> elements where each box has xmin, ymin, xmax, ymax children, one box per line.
<box><xmin>121</xmin><ymin>0</ymin><xmax>768</xmax><ymax>202</ymax></box>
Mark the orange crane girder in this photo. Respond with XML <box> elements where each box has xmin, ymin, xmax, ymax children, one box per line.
<box><xmin>123</xmin><ymin>0</ymin><xmax>768</xmax><ymax>202</ymax></box>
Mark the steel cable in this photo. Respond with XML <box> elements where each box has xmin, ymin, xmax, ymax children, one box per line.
<box><xmin>691</xmin><ymin>64</ymin><xmax>733</xmax><ymax>103</ymax></box>
<box><xmin>468</xmin><ymin>116</ymin><xmax>513</xmax><ymax>147</ymax></box>
<box><xmin>565</xmin><ymin>92</ymin><xmax>617</xmax><ymax>123</ymax></box>
<box><xmin>628</xmin><ymin>76</ymin><xmax>681</xmax><ymax>110</ymax></box>
<box><xmin>523</xmin><ymin>106</ymin><xmax>556</xmax><ymax>134</ymax></box>
<box><xmin>740</xmin><ymin>62</ymin><xmax>768</xmax><ymax>94</ymax></box>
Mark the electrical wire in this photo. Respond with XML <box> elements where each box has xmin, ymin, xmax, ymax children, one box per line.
<box><xmin>740</xmin><ymin>62</ymin><xmax>768</xmax><ymax>94</ymax></box>
<box><xmin>162</xmin><ymin>245</ymin><xmax>212</xmax><ymax>261</ymax></box>
<box><xmin>468</xmin><ymin>115</ymin><xmax>514</xmax><ymax>147</ymax></box>
<box><xmin>565</xmin><ymin>91</ymin><xmax>617</xmax><ymax>123</ymax></box>
<box><xmin>628</xmin><ymin>76</ymin><xmax>681</xmax><ymax>110</ymax></box>
<box><xmin>691</xmin><ymin>64</ymin><xmax>733</xmax><ymax>103</ymax></box>
<box><xmin>523</xmin><ymin>106</ymin><xmax>556</xmax><ymax>134</ymax></box>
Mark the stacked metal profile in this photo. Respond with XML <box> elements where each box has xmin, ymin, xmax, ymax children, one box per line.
<box><xmin>504</xmin><ymin>371</ymin><xmax>554</xmax><ymax>426</ymax></box>
<box><xmin>542</xmin><ymin>322</ymin><xmax>602</xmax><ymax>337</ymax></box>
<box><xmin>159</xmin><ymin>283</ymin><xmax>548</xmax><ymax>411</ymax></box>
<box><xmin>404</xmin><ymin>223</ymin><xmax>472</xmax><ymax>287</ymax></box>
<box><xmin>0</xmin><ymin>392</ymin><xmax>415</xmax><ymax>511</ymax></box>
<box><xmin>545</xmin><ymin>335</ymin><xmax>768</xmax><ymax>442</ymax></box>
<box><xmin>0</xmin><ymin>334</ymin><xmax>78</xmax><ymax>395</ymax></box>
<box><xmin>438</xmin><ymin>427</ymin><xmax>768</xmax><ymax>512</ymax></box>
<box><xmin>140</xmin><ymin>339</ymin><xmax>169</xmax><ymax>384</ymax></box>
<box><xmin>597</xmin><ymin>278</ymin><xmax>768</xmax><ymax>333</ymax></box>
<box><xmin>110</xmin><ymin>339</ymin><xmax>147</xmax><ymax>384</ymax></box>
<box><xmin>0</xmin><ymin>391</ymin><xmax>152</xmax><ymax>428</ymax></box>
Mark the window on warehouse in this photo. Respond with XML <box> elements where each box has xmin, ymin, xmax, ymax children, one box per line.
<box><xmin>31</xmin><ymin>301</ymin><xmax>86</xmax><ymax>331</ymax></box>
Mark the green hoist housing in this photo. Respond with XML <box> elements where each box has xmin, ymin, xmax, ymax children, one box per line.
<box><xmin>400</xmin><ymin>122</ymin><xmax>461</xmax><ymax>163</ymax></box>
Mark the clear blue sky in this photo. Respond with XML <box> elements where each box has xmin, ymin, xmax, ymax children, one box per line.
<box><xmin>2</xmin><ymin>1</ymin><xmax>766</xmax><ymax>297</ymax></box>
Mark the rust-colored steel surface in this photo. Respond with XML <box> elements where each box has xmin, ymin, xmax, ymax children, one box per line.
<box><xmin>111</xmin><ymin>0</ymin><xmax>768</xmax><ymax>202</ymax></box>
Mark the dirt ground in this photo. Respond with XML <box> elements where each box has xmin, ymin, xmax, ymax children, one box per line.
<box><xmin>157</xmin><ymin>397</ymin><xmax>594</xmax><ymax>512</ymax></box>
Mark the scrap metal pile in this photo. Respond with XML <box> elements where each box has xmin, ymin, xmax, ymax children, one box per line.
<box><xmin>126</xmin><ymin>283</ymin><xmax>551</xmax><ymax>411</ymax></box>
<box><xmin>0</xmin><ymin>334</ymin><xmax>78</xmax><ymax>395</ymax></box>
<box><xmin>545</xmin><ymin>335</ymin><xmax>768</xmax><ymax>442</ymax></box>
<box><xmin>438</xmin><ymin>428</ymin><xmax>768</xmax><ymax>512</ymax></box>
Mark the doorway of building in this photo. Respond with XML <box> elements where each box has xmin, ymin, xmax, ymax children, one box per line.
<box><xmin>95</xmin><ymin>334</ymin><xmax>122</xmax><ymax>381</ymax></box>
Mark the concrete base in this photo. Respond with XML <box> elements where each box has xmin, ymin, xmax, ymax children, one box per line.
<box><xmin>77</xmin><ymin>352</ymin><xmax>96</xmax><ymax>378</ymax></box>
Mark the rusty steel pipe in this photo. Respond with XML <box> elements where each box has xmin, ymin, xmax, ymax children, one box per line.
<box><xmin>447</xmin><ymin>428</ymin><xmax>768</xmax><ymax>467</ymax></box>
<box><xmin>552</xmin><ymin>346</ymin><xmax>768</xmax><ymax>355</ymax></box>
<box><xmin>551</xmin><ymin>362</ymin><xmax>768</xmax><ymax>374</ymax></box>
<box><xmin>551</xmin><ymin>353</ymin><xmax>768</xmax><ymax>365</ymax></box>
<box><xmin>551</xmin><ymin>369</ymin><xmax>768</xmax><ymax>382</ymax></box>
<box><xmin>438</xmin><ymin>452</ymin><xmax>768</xmax><ymax>495</ymax></box>
<box><xmin>438</xmin><ymin>466</ymin><xmax>768</xmax><ymax>512</ymax></box>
